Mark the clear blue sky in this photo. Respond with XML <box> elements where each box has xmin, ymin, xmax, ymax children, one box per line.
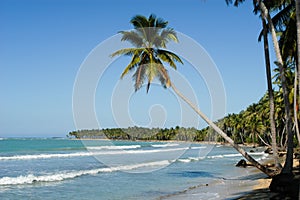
<box><xmin>0</xmin><ymin>0</ymin><xmax>275</xmax><ymax>137</ymax></box>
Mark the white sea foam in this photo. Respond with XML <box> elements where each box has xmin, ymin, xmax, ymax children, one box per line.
<box><xmin>207</xmin><ymin>152</ymin><xmax>267</xmax><ymax>159</ymax></box>
<box><xmin>176</xmin><ymin>156</ymin><xmax>206</xmax><ymax>163</ymax></box>
<box><xmin>0</xmin><ymin>160</ymin><xmax>171</xmax><ymax>186</ymax></box>
<box><xmin>0</xmin><ymin>147</ymin><xmax>189</xmax><ymax>161</ymax></box>
<box><xmin>86</xmin><ymin>145</ymin><xmax>141</xmax><ymax>150</ymax></box>
<box><xmin>151</xmin><ymin>143</ymin><xmax>179</xmax><ymax>148</ymax></box>
<box><xmin>177</xmin><ymin>158</ymin><xmax>191</xmax><ymax>163</ymax></box>
<box><xmin>0</xmin><ymin>149</ymin><xmax>265</xmax><ymax>162</ymax></box>
<box><xmin>0</xmin><ymin>152</ymin><xmax>94</xmax><ymax>161</ymax></box>
<box><xmin>123</xmin><ymin>147</ymin><xmax>188</xmax><ymax>154</ymax></box>
<box><xmin>190</xmin><ymin>146</ymin><xmax>207</xmax><ymax>150</ymax></box>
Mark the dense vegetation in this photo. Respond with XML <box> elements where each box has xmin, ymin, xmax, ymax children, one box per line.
<box><xmin>68</xmin><ymin>126</ymin><xmax>209</xmax><ymax>142</ymax></box>
<box><xmin>206</xmin><ymin>90</ymin><xmax>298</xmax><ymax>147</ymax></box>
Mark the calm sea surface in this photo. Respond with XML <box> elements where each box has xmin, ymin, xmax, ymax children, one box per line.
<box><xmin>0</xmin><ymin>138</ymin><xmax>268</xmax><ymax>199</ymax></box>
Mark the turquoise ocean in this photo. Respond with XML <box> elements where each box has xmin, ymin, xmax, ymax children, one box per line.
<box><xmin>0</xmin><ymin>138</ymin><xmax>268</xmax><ymax>199</ymax></box>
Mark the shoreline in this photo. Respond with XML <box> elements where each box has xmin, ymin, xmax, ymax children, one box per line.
<box><xmin>159</xmin><ymin>166</ymin><xmax>269</xmax><ymax>200</ymax></box>
<box><xmin>159</xmin><ymin>154</ymin><xmax>283</xmax><ymax>200</ymax></box>
<box><xmin>71</xmin><ymin>138</ymin><xmax>263</xmax><ymax>147</ymax></box>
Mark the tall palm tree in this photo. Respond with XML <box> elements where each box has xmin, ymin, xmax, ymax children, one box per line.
<box><xmin>227</xmin><ymin>0</ymin><xmax>294</xmax><ymax>175</ymax></box>
<box><xmin>258</xmin><ymin>0</ymin><xmax>295</xmax><ymax>175</ymax></box>
<box><xmin>111</xmin><ymin>14</ymin><xmax>274</xmax><ymax>176</ymax></box>
<box><xmin>226</xmin><ymin>0</ymin><xmax>283</xmax><ymax>170</ymax></box>
<box><xmin>261</xmin><ymin>17</ymin><xmax>281</xmax><ymax>169</ymax></box>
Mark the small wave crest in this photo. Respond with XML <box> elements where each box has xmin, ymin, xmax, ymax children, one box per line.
<box><xmin>0</xmin><ymin>160</ymin><xmax>170</xmax><ymax>186</ymax></box>
<box><xmin>0</xmin><ymin>147</ymin><xmax>189</xmax><ymax>161</ymax></box>
<box><xmin>86</xmin><ymin>145</ymin><xmax>141</xmax><ymax>150</ymax></box>
<box><xmin>151</xmin><ymin>143</ymin><xmax>179</xmax><ymax>148</ymax></box>
<box><xmin>190</xmin><ymin>146</ymin><xmax>207</xmax><ymax>150</ymax></box>
<box><xmin>207</xmin><ymin>152</ymin><xmax>268</xmax><ymax>159</ymax></box>
<box><xmin>0</xmin><ymin>152</ymin><xmax>94</xmax><ymax>161</ymax></box>
<box><xmin>176</xmin><ymin>156</ymin><xmax>205</xmax><ymax>163</ymax></box>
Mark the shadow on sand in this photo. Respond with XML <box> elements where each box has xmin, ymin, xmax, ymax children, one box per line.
<box><xmin>229</xmin><ymin>188</ymin><xmax>296</xmax><ymax>200</ymax></box>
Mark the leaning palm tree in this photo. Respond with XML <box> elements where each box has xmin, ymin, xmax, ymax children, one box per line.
<box><xmin>111</xmin><ymin>14</ymin><xmax>274</xmax><ymax>176</ymax></box>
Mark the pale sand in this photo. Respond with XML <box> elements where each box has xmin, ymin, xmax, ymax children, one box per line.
<box><xmin>253</xmin><ymin>178</ymin><xmax>271</xmax><ymax>190</ymax></box>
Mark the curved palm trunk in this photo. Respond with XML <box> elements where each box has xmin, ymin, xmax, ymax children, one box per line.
<box><xmin>170</xmin><ymin>83</ymin><xmax>275</xmax><ymax>177</ymax></box>
<box><xmin>262</xmin><ymin>18</ymin><xmax>281</xmax><ymax>169</ymax></box>
<box><xmin>259</xmin><ymin>0</ymin><xmax>294</xmax><ymax>174</ymax></box>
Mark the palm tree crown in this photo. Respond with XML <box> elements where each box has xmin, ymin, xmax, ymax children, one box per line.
<box><xmin>111</xmin><ymin>14</ymin><xmax>183</xmax><ymax>93</ymax></box>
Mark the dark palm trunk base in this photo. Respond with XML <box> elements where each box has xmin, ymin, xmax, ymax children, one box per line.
<box><xmin>269</xmin><ymin>173</ymin><xmax>300</xmax><ymax>199</ymax></box>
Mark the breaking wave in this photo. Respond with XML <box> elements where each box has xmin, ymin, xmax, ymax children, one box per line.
<box><xmin>0</xmin><ymin>147</ymin><xmax>189</xmax><ymax>161</ymax></box>
<box><xmin>0</xmin><ymin>160</ymin><xmax>170</xmax><ymax>186</ymax></box>
<box><xmin>151</xmin><ymin>143</ymin><xmax>179</xmax><ymax>148</ymax></box>
<box><xmin>86</xmin><ymin>145</ymin><xmax>141</xmax><ymax>150</ymax></box>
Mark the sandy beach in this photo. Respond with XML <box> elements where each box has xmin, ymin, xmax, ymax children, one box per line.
<box><xmin>159</xmin><ymin>165</ymin><xmax>270</xmax><ymax>200</ymax></box>
<box><xmin>161</xmin><ymin>158</ymin><xmax>300</xmax><ymax>200</ymax></box>
<box><xmin>163</xmin><ymin>161</ymin><xmax>300</xmax><ymax>200</ymax></box>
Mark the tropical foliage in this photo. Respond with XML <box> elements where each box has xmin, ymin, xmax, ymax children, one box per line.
<box><xmin>226</xmin><ymin>0</ymin><xmax>300</xmax><ymax>183</ymax></box>
<box><xmin>111</xmin><ymin>14</ymin><xmax>183</xmax><ymax>93</ymax></box>
<box><xmin>205</xmin><ymin>91</ymin><xmax>296</xmax><ymax>147</ymax></box>
<box><xmin>68</xmin><ymin>127</ymin><xmax>207</xmax><ymax>142</ymax></box>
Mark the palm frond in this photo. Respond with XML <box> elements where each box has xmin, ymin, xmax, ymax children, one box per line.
<box><xmin>145</xmin><ymin>60</ymin><xmax>158</xmax><ymax>83</ymax></box>
<box><xmin>257</xmin><ymin>2</ymin><xmax>294</xmax><ymax>41</ymax></box>
<box><xmin>271</xmin><ymin>2</ymin><xmax>295</xmax><ymax>32</ymax></box>
<box><xmin>133</xmin><ymin>64</ymin><xmax>146</xmax><ymax>91</ymax></box>
<box><xmin>144</xmin><ymin>61</ymin><xmax>159</xmax><ymax>93</ymax></box>
<box><xmin>120</xmin><ymin>53</ymin><xmax>141</xmax><ymax>78</ymax></box>
<box><xmin>148</xmin><ymin>14</ymin><xmax>156</xmax><ymax>27</ymax></box>
<box><xmin>152</xmin><ymin>28</ymin><xmax>178</xmax><ymax>48</ymax></box>
<box><xmin>111</xmin><ymin>48</ymin><xmax>143</xmax><ymax>57</ymax></box>
<box><xmin>154</xmin><ymin>16</ymin><xmax>168</xmax><ymax>28</ymax></box>
<box><xmin>119</xmin><ymin>31</ymin><xmax>144</xmax><ymax>47</ymax></box>
<box><xmin>145</xmin><ymin>27</ymin><xmax>160</xmax><ymax>46</ymax></box>
<box><xmin>130</xmin><ymin>15</ymin><xmax>149</xmax><ymax>29</ymax></box>
<box><xmin>160</xmin><ymin>28</ymin><xmax>178</xmax><ymax>43</ymax></box>
<box><xmin>157</xmin><ymin>49</ymin><xmax>183</xmax><ymax>69</ymax></box>
<box><xmin>225</xmin><ymin>0</ymin><xmax>246</xmax><ymax>7</ymax></box>
<box><xmin>152</xmin><ymin>35</ymin><xmax>164</xmax><ymax>48</ymax></box>
<box><xmin>157</xmin><ymin>62</ymin><xmax>171</xmax><ymax>88</ymax></box>
<box><xmin>157</xmin><ymin>52</ymin><xmax>176</xmax><ymax>69</ymax></box>
<box><xmin>279</xmin><ymin>12</ymin><xmax>296</xmax><ymax>64</ymax></box>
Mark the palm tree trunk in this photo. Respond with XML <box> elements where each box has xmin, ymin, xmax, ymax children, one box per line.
<box><xmin>259</xmin><ymin>0</ymin><xmax>294</xmax><ymax>174</ymax></box>
<box><xmin>257</xmin><ymin>133</ymin><xmax>271</xmax><ymax>147</ymax></box>
<box><xmin>170</xmin><ymin>83</ymin><xmax>275</xmax><ymax>177</ymax></box>
<box><xmin>294</xmin><ymin>66</ymin><xmax>300</xmax><ymax>146</ymax></box>
<box><xmin>262</xmin><ymin>18</ymin><xmax>281</xmax><ymax>169</ymax></box>
<box><xmin>239</xmin><ymin>131</ymin><xmax>245</xmax><ymax>144</ymax></box>
<box><xmin>296</xmin><ymin>0</ymin><xmax>300</xmax><ymax>146</ymax></box>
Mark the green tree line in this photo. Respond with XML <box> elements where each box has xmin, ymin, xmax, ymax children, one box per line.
<box><xmin>204</xmin><ymin>89</ymin><xmax>298</xmax><ymax>147</ymax></box>
<box><xmin>68</xmin><ymin>126</ymin><xmax>208</xmax><ymax>142</ymax></box>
